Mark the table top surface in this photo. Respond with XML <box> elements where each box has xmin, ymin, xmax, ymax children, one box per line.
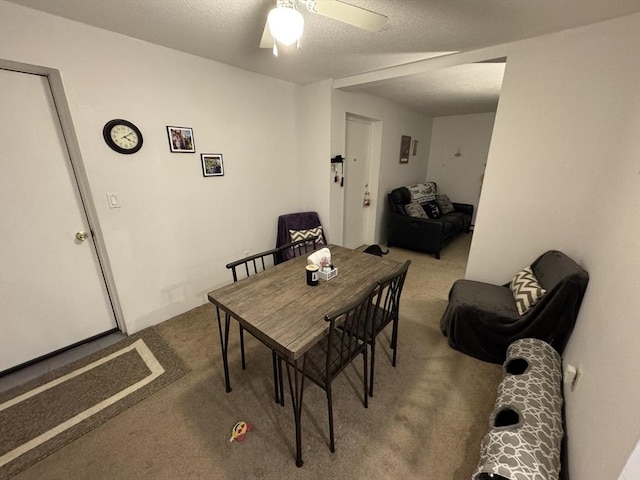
<box><xmin>207</xmin><ymin>245</ymin><xmax>400</xmax><ymax>360</ymax></box>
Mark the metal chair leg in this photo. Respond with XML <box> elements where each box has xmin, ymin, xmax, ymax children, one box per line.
<box><xmin>391</xmin><ymin>317</ymin><xmax>399</xmax><ymax>367</ymax></box>
<box><xmin>326</xmin><ymin>384</ymin><xmax>335</xmax><ymax>453</ymax></box>
<box><xmin>363</xmin><ymin>346</ymin><xmax>369</xmax><ymax>408</ymax></box>
<box><xmin>272</xmin><ymin>351</ymin><xmax>280</xmax><ymax>404</ymax></box>
<box><xmin>239</xmin><ymin>325</ymin><xmax>246</xmax><ymax>370</ymax></box>
<box><xmin>369</xmin><ymin>339</ymin><xmax>376</xmax><ymax>398</ymax></box>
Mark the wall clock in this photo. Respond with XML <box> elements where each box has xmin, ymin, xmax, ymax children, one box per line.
<box><xmin>103</xmin><ymin>119</ymin><xmax>143</xmax><ymax>154</ymax></box>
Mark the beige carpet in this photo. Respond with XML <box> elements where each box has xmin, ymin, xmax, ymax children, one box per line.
<box><xmin>11</xmin><ymin>234</ymin><xmax>503</xmax><ymax>480</ymax></box>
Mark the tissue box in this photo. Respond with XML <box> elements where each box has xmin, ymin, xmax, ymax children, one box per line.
<box><xmin>318</xmin><ymin>267</ymin><xmax>338</xmax><ymax>281</ymax></box>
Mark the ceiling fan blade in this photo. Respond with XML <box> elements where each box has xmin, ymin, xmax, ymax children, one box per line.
<box><xmin>259</xmin><ymin>19</ymin><xmax>274</xmax><ymax>48</ymax></box>
<box><xmin>308</xmin><ymin>0</ymin><xmax>387</xmax><ymax>32</ymax></box>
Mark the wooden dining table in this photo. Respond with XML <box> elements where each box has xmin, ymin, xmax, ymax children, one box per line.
<box><xmin>207</xmin><ymin>244</ymin><xmax>400</xmax><ymax>467</ymax></box>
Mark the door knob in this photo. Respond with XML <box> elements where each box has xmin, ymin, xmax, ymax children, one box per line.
<box><xmin>76</xmin><ymin>231</ymin><xmax>89</xmax><ymax>241</ymax></box>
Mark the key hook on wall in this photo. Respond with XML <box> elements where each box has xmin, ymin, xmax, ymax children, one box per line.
<box><xmin>331</xmin><ymin>155</ymin><xmax>345</xmax><ymax>187</ymax></box>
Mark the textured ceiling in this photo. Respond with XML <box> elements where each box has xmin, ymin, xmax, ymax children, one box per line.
<box><xmin>5</xmin><ymin>0</ymin><xmax>640</xmax><ymax>116</ymax></box>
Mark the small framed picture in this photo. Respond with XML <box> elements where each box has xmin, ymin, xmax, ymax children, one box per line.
<box><xmin>412</xmin><ymin>139</ymin><xmax>419</xmax><ymax>156</ymax></box>
<box><xmin>167</xmin><ymin>126</ymin><xmax>195</xmax><ymax>153</ymax></box>
<box><xmin>201</xmin><ymin>153</ymin><xmax>224</xmax><ymax>177</ymax></box>
<box><xmin>399</xmin><ymin>135</ymin><xmax>411</xmax><ymax>164</ymax></box>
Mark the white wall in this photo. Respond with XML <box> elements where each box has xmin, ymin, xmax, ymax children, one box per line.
<box><xmin>466</xmin><ymin>14</ymin><xmax>640</xmax><ymax>479</ymax></box>
<box><xmin>296</xmin><ymin>80</ymin><xmax>333</xmax><ymax>238</ymax></box>
<box><xmin>618</xmin><ymin>439</ymin><xmax>640</xmax><ymax>480</ymax></box>
<box><xmin>0</xmin><ymin>1</ymin><xmax>305</xmax><ymax>333</ymax></box>
<box><xmin>331</xmin><ymin>89</ymin><xmax>433</xmax><ymax>245</ymax></box>
<box><xmin>426</xmin><ymin>113</ymin><xmax>496</xmax><ymax>224</ymax></box>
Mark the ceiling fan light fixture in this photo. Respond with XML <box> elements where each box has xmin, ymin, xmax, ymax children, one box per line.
<box><xmin>267</xmin><ymin>4</ymin><xmax>304</xmax><ymax>46</ymax></box>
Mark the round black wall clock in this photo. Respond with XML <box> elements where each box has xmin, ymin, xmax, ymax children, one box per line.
<box><xmin>103</xmin><ymin>119</ymin><xmax>143</xmax><ymax>154</ymax></box>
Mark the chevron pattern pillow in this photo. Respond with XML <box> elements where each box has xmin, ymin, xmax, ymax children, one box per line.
<box><xmin>509</xmin><ymin>266</ymin><xmax>547</xmax><ymax>315</ymax></box>
<box><xmin>289</xmin><ymin>226</ymin><xmax>324</xmax><ymax>245</ymax></box>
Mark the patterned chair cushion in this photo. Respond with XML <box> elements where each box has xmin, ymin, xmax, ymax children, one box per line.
<box><xmin>509</xmin><ymin>267</ymin><xmax>547</xmax><ymax>315</ymax></box>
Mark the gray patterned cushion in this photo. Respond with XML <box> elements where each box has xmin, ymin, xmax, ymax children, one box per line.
<box><xmin>289</xmin><ymin>226</ymin><xmax>324</xmax><ymax>245</ymax></box>
<box><xmin>436</xmin><ymin>194</ymin><xmax>455</xmax><ymax>214</ymax></box>
<box><xmin>404</xmin><ymin>201</ymin><xmax>427</xmax><ymax>218</ymax></box>
<box><xmin>509</xmin><ymin>267</ymin><xmax>546</xmax><ymax>315</ymax></box>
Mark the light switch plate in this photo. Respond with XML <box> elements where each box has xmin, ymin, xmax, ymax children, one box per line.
<box><xmin>107</xmin><ymin>192</ymin><xmax>121</xmax><ymax>208</ymax></box>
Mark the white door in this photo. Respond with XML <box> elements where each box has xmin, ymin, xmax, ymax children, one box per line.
<box><xmin>0</xmin><ymin>68</ymin><xmax>117</xmax><ymax>372</ymax></box>
<box><xmin>343</xmin><ymin>118</ymin><xmax>371</xmax><ymax>249</ymax></box>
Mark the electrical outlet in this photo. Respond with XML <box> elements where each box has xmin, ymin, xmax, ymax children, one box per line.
<box><xmin>564</xmin><ymin>364</ymin><xmax>582</xmax><ymax>392</ymax></box>
<box><xmin>571</xmin><ymin>367</ymin><xmax>582</xmax><ymax>392</ymax></box>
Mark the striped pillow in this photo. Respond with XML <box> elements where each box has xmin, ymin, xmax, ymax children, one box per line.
<box><xmin>289</xmin><ymin>226</ymin><xmax>324</xmax><ymax>245</ymax></box>
<box><xmin>509</xmin><ymin>266</ymin><xmax>547</xmax><ymax>315</ymax></box>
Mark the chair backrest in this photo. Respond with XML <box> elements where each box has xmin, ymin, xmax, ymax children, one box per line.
<box><xmin>374</xmin><ymin>260</ymin><xmax>411</xmax><ymax>331</ymax></box>
<box><xmin>225</xmin><ymin>247</ymin><xmax>280</xmax><ymax>282</ymax></box>
<box><xmin>523</xmin><ymin>250</ymin><xmax>589</xmax><ymax>354</ymax></box>
<box><xmin>531</xmin><ymin>250</ymin><xmax>588</xmax><ymax>294</ymax></box>
<box><xmin>277</xmin><ymin>235</ymin><xmax>321</xmax><ymax>261</ymax></box>
<box><xmin>323</xmin><ymin>281</ymin><xmax>380</xmax><ymax>379</ymax></box>
<box><xmin>276</xmin><ymin>211</ymin><xmax>326</xmax><ymax>262</ymax></box>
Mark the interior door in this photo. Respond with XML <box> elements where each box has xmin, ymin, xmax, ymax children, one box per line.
<box><xmin>343</xmin><ymin>118</ymin><xmax>371</xmax><ymax>249</ymax></box>
<box><xmin>0</xmin><ymin>68</ymin><xmax>117</xmax><ymax>372</ymax></box>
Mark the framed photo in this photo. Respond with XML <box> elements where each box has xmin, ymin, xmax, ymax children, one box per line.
<box><xmin>201</xmin><ymin>153</ymin><xmax>224</xmax><ymax>177</ymax></box>
<box><xmin>412</xmin><ymin>139</ymin><xmax>419</xmax><ymax>156</ymax></box>
<box><xmin>399</xmin><ymin>135</ymin><xmax>411</xmax><ymax>164</ymax></box>
<box><xmin>167</xmin><ymin>126</ymin><xmax>195</xmax><ymax>153</ymax></box>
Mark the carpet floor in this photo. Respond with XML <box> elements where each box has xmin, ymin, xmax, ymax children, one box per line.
<box><xmin>7</xmin><ymin>234</ymin><xmax>503</xmax><ymax>479</ymax></box>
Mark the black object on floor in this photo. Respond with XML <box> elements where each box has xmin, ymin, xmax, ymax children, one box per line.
<box><xmin>363</xmin><ymin>244</ymin><xmax>389</xmax><ymax>257</ymax></box>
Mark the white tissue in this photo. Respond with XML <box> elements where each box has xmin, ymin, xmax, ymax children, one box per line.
<box><xmin>307</xmin><ymin>248</ymin><xmax>331</xmax><ymax>268</ymax></box>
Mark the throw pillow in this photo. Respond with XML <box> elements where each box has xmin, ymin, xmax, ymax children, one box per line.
<box><xmin>509</xmin><ymin>266</ymin><xmax>547</xmax><ymax>315</ymax></box>
<box><xmin>436</xmin><ymin>194</ymin><xmax>455</xmax><ymax>214</ymax></box>
<box><xmin>289</xmin><ymin>226</ymin><xmax>325</xmax><ymax>245</ymax></box>
<box><xmin>422</xmin><ymin>201</ymin><xmax>440</xmax><ymax>219</ymax></box>
<box><xmin>404</xmin><ymin>201</ymin><xmax>427</xmax><ymax>218</ymax></box>
<box><xmin>406</xmin><ymin>183</ymin><xmax>430</xmax><ymax>204</ymax></box>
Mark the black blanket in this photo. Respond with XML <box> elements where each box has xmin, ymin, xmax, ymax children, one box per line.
<box><xmin>440</xmin><ymin>250</ymin><xmax>589</xmax><ymax>364</ymax></box>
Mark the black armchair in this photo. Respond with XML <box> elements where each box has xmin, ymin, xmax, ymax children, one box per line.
<box><xmin>440</xmin><ymin>250</ymin><xmax>589</xmax><ymax>364</ymax></box>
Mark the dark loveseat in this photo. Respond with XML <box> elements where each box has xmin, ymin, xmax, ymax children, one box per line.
<box><xmin>386</xmin><ymin>182</ymin><xmax>473</xmax><ymax>259</ymax></box>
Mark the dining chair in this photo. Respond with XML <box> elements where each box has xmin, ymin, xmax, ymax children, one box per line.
<box><xmin>367</xmin><ymin>260</ymin><xmax>411</xmax><ymax>397</ymax></box>
<box><xmin>226</xmin><ymin>247</ymin><xmax>282</xmax><ymax>402</ymax></box>
<box><xmin>275</xmin><ymin>211</ymin><xmax>327</xmax><ymax>263</ymax></box>
<box><xmin>279</xmin><ymin>280</ymin><xmax>380</xmax><ymax>453</ymax></box>
<box><xmin>277</xmin><ymin>234</ymin><xmax>321</xmax><ymax>261</ymax></box>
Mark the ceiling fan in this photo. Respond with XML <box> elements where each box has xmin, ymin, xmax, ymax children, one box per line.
<box><xmin>260</xmin><ymin>0</ymin><xmax>388</xmax><ymax>56</ymax></box>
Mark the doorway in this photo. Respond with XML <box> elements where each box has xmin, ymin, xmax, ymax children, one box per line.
<box><xmin>343</xmin><ymin>117</ymin><xmax>372</xmax><ymax>249</ymax></box>
<box><xmin>0</xmin><ymin>64</ymin><xmax>119</xmax><ymax>373</ymax></box>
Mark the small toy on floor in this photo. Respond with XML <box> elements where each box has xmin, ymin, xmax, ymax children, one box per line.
<box><xmin>229</xmin><ymin>421</ymin><xmax>253</xmax><ymax>443</ymax></box>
